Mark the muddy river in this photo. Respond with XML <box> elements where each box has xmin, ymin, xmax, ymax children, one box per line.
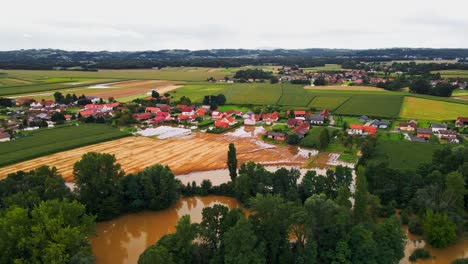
<box><xmin>90</xmin><ymin>196</ymin><xmax>245</xmax><ymax>264</ymax></box>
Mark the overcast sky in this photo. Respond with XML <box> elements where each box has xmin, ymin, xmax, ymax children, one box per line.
<box><xmin>1</xmin><ymin>0</ymin><xmax>467</xmax><ymax>51</ymax></box>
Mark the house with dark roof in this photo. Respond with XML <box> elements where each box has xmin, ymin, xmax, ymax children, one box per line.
<box><xmin>430</xmin><ymin>123</ymin><xmax>448</xmax><ymax>132</ymax></box>
<box><xmin>287</xmin><ymin>118</ymin><xmax>303</xmax><ymax>128</ymax></box>
<box><xmin>359</xmin><ymin>116</ymin><xmax>369</xmax><ymax>123</ymax></box>
<box><xmin>411</xmin><ymin>136</ymin><xmax>427</xmax><ymax>142</ymax></box>
<box><xmin>416</xmin><ymin>128</ymin><xmax>432</xmax><ymax>139</ymax></box>
<box><xmin>436</xmin><ymin>130</ymin><xmax>458</xmax><ymax>140</ymax></box>
<box><xmin>267</xmin><ymin>131</ymin><xmax>286</xmax><ymax>141</ymax></box>
<box><xmin>310</xmin><ymin>115</ymin><xmax>325</xmax><ymax>125</ymax></box>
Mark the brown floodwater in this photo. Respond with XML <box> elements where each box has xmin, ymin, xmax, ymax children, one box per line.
<box><xmin>90</xmin><ymin>196</ymin><xmax>245</xmax><ymax>264</ymax></box>
<box><xmin>400</xmin><ymin>226</ymin><xmax>468</xmax><ymax>264</ymax></box>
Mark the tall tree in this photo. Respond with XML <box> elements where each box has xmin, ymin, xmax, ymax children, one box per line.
<box><xmin>74</xmin><ymin>152</ymin><xmax>125</xmax><ymax>220</ymax></box>
<box><xmin>227</xmin><ymin>143</ymin><xmax>238</xmax><ymax>181</ymax></box>
<box><xmin>374</xmin><ymin>217</ymin><xmax>405</xmax><ymax>264</ymax></box>
<box><xmin>223</xmin><ymin>218</ymin><xmax>266</xmax><ymax>264</ymax></box>
<box><xmin>353</xmin><ymin>168</ymin><xmax>370</xmax><ymax>224</ymax></box>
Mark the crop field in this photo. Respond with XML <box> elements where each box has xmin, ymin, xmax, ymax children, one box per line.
<box><xmin>0</xmin><ymin>77</ymin><xmax>33</xmax><ymax>86</ymax></box>
<box><xmin>224</xmin><ymin>83</ymin><xmax>283</xmax><ymax>105</ymax></box>
<box><xmin>23</xmin><ymin>80</ymin><xmax>180</xmax><ymax>101</ymax></box>
<box><xmin>308</xmin><ymin>96</ymin><xmax>350</xmax><ymax>110</ymax></box>
<box><xmin>431</xmin><ymin>69</ymin><xmax>468</xmax><ymax>79</ymax></box>
<box><xmin>306</xmin><ymin>85</ymin><xmax>387</xmax><ymax>92</ymax></box>
<box><xmin>0</xmin><ymin>132</ymin><xmax>306</xmax><ymax>181</ymax></box>
<box><xmin>0</xmin><ymin>124</ymin><xmax>129</xmax><ymax>168</ymax></box>
<box><xmin>368</xmin><ymin>140</ymin><xmax>442</xmax><ymax>170</ymax></box>
<box><xmin>302</xmin><ymin>64</ymin><xmax>345</xmax><ymax>72</ymax></box>
<box><xmin>277</xmin><ymin>84</ymin><xmax>314</xmax><ymax>106</ymax></box>
<box><xmin>0</xmin><ymin>79</ymin><xmax>118</xmax><ymax>97</ymax></box>
<box><xmin>171</xmin><ymin>83</ymin><xmax>229</xmax><ymax>102</ymax></box>
<box><xmin>3</xmin><ymin>68</ymin><xmax>231</xmax><ymax>82</ymax></box>
<box><xmin>334</xmin><ymin>95</ymin><xmax>403</xmax><ymax>117</ymax></box>
<box><xmin>400</xmin><ymin>97</ymin><xmax>468</xmax><ymax>120</ymax></box>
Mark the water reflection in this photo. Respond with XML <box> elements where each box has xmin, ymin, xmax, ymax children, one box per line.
<box><xmin>90</xmin><ymin>196</ymin><xmax>244</xmax><ymax>264</ymax></box>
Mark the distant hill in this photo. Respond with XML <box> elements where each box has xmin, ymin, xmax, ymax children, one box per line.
<box><xmin>1</xmin><ymin>48</ymin><xmax>467</xmax><ymax>70</ymax></box>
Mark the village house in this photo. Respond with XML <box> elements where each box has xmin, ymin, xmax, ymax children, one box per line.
<box><xmin>133</xmin><ymin>112</ymin><xmax>152</xmax><ymax>121</ymax></box>
<box><xmin>215</xmin><ymin>116</ymin><xmax>236</xmax><ymax>128</ymax></box>
<box><xmin>244</xmin><ymin>114</ymin><xmax>256</xmax><ymax>126</ymax></box>
<box><xmin>363</xmin><ymin>126</ymin><xmax>377</xmax><ymax>135</ymax></box>
<box><xmin>266</xmin><ymin>131</ymin><xmax>286</xmax><ymax>142</ymax></box>
<box><xmin>294</xmin><ymin>110</ymin><xmax>306</xmax><ymax>120</ymax></box>
<box><xmin>369</xmin><ymin>119</ymin><xmax>389</xmax><ymax>129</ymax></box>
<box><xmin>293</xmin><ymin>123</ymin><xmax>310</xmax><ymax>138</ymax></box>
<box><xmin>348</xmin><ymin>124</ymin><xmax>364</xmax><ymax>135</ymax></box>
<box><xmin>436</xmin><ymin>130</ymin><xmax>458</xmax><ymax>141</ymax></box>
<box><xmin>399</xmin><ymin>121</ymin><xmax>417</xmax><ymax>132</ymax></box>
<box><xmin>455</xmin><ymin>117</ymin><xmax>468</xmax><ymax>127</ymax></box>
<box><xmin>263</xmin><ymin>112</ymin><xmax>279</xmax><ymax>125</ymax></box>
<box><xmin>181</xmin><ymin>106</ymin><xmax>196</xmax><ymax>116</ymax></box>
<box><xmin>287</xmin><ymin>118</ymin><xmax>304</xmax><ymax>128</ymax></box>
<box><xmin>411</xmin><ymin>136</ymin><xmax>427</xmax><ymax>143</ymax></box>
<box><xmin>0</xmin><ymin>132</ymin><xmax>11</xmax><ymax>142</ymax></box>
<box><xmin>211</xmin><ymin>111</ymin><xmax>223</xmax><ymax>120</ymax></box>
<box><xmin>430</xmin><ymin>123</ymin><xmax>448</xmax><ymax>133</ymax></box>
<box><xmin>359</xmin><ymin>116</ymin><xmax>369</xmax><ymax>123</ymax></box>
<box><xmin>145</xmin><ymin>107</ymin><xmax>160</xmax><ymax>113</ymax></box>
<box><xmin>416</xmin><ymin>128</ymin><xmax>432</xmax><ymax>139</ymax></box>
<box><xmin>310</xmin><ymin>115</ymin><xmax>325</xmax><ymax>125</ymax></box>
<box><xmin>177</xmin><ymin>114</ymin><xmax>194</xmax><ymax>122</ymax></box>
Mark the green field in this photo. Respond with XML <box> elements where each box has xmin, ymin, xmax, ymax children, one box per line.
<box><xmin>223</xmin><ymin>83</ymin><xmax>282</xmax><ymax>105</ymax></box>
<box><xmin>171</xmin><ymin>83</ymin><xmax>229</xmax><ymax>102</ymax></box>
<box><xmin>0</xmin><ymin>124</ymin><xmax>129</xmax><ymax>167</ymax></box>
<box><xmin>431</xmin><ymin>69</ymin><xmax>468</xmax><ymax>79</ymax></box>
<box><xmin>308</xmin><ymin>96</ymin><xmax>350</xmax><ymax>110</ymax></box>
<box><xmin>302</xmin><ymin>64</ymin><xmax>345</xmax><ymax>72</ymax></box>
<box><xmin>335</xmin><ymin>95</ymin><xmax>403</xmax><ymax>118</ymax></box>
<box><xmin>217</xmin><ymin>104</ymin><xmax>251</xmax><ymax>112</ymax></box>
<box><xmin>277</xmin><ymin>84</ymin><xmax>314</xmax><ymax>106</ymax></box>
<box><xmin>368</xmin><ymin>140</ymin><xmax>442</xmax><ymax>170</ymax></box>
<box><xmin>400</xmin><ymin>97</ymin><xmax>468</xmax><ymax>120</ymax></box>
<box><xmin>0</xmin><ymin>78</ymin><xmax>32</xmax><ymax>86</ymax></box>
<box><xmin>3</xmin><ymin>68</ymin><xmax>231</xmax><ymax>82</ymax></box>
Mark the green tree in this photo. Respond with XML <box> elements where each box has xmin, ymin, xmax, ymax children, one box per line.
<box><xmin>0</xmin><ymin>199</ymin><xmax>95</xmax><ymax>264</ymax></box>
<box><xmin>423</xmin><ymin>210</ymin><xmax>457</xmax><ymax>248</ymax></box>
<box><xmin>318</xmin><ymin>128</ymin><xmax>330</xmax><ymax>150</ymax></box>
<box><xmin>227</xmin><ymin>143</ymin><xmax>238</xmax><ymax>181</ymax></box>
<box><xmin>138</xmin><ymin>245</ymin><xmax>175</xmax><ymax>264</ymax></box>
<box><xmin>374</xmin><ymin>217</ymin><xmax>405</xmax><ymax>264</ymax></box>
<box><xmin>74</xmin><ymin>152</ymin><xmax>125</xmax><ymax>220</ymax></box>
<box><xmin>199</xmin><ymin>204</ymin><xmax>229</xmax><ymax>251</ymax></box>
<box><xmin>354</xmin><ymin>169</ymin><xmax>371</xmax><ymax>224</ymax></box>
<box><xmin>151</xmin><ymin>90</ymin><xmax>160</xmax><ymax>98</ymax></box>
<box><xmin>223</xmin><ymin>218</ymin><xmax>266</xmax><ymax>264</ymax></box>
<box><xmin>349</xmin><ymin>225</ymin><xmax>378</xmax><ymax>264</ymax></box>
<box><xmin>445</xmin><ymin>171</ymin><xmax>466</xmax><ymax>215</ymax></box>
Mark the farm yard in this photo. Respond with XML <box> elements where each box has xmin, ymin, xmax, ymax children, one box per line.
<box><xmin>0</xmin><ymin>132</ymin><xmax>307</xmax><ymax>182</ymax></box>
<box><xmin>400</xmin><ymin>97</ymin><xmax>468</xmax><ymax>120</ymax></box>
<box><xmin>0</xmin><ymin>124</ymin><xmax>129</xmax><ymax>167</ymax></box>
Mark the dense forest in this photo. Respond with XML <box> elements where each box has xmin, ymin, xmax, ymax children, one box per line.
<box><xmin>1</xmin><ymin>48</ymin><xmax>468</xmax><ymax>69</ymax></box>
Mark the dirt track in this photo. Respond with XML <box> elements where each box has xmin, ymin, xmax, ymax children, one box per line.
<box><xmin>0</xmin><ymin>133</ymin><xmax>306</xmax><ymax>182</ymax></box>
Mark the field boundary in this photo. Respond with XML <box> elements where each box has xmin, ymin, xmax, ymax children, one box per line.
<box><xmin>331</xmin><ymin>97</ymin><xmax>352</xmax><ymax>111</ymax></box>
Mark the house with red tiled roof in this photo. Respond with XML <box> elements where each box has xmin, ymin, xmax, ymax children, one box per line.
<box><xmin>79</xmin><ymin>110</ymin><xmax>95</xmax><ymax>118</ymax></box>
<box><xmin>294</xmin><ymin>110</ymin><xmax>306</xmax><ymax>120</ymax></box>
<box><xmin>215</xmin><ymin>119</ymin><xmax>229</xmax><ymax>129</ymax></box>
<box><xmin>363</xmin><ymin>126</ymin><xmax>377</xmax><ymax>136</ymax></box>
<box><xmin>348</xmin><ymin>124</ymin><xmax>364</xmax><ymax>135</ymax></box>
<box><xmin>196</xmin><ymin>108</ymin><xmax>207</xmax><ymax>117</ymax></box>
<box><xmin>211</xmin><ymin>111</ymin><xmax>223</xmax><ymax>120</ymax></box>
<box><xmin>455</xmin><ymin>117</ymin><xmax>468</xmax><ymax>127</ymax></box>
<box><xmin>145</xmin><ymin>107</ymin><xmax>160</xmax><ymax>113</ymax></box>
<box><xmin>293</xmin><ymin>123</ymin><xmax>310</xmax><ymax>138</ymax></box>
<box><xmin>263</xmin><ymin>112</ymin><xmax>279</xmax><ymax>125</ymax></box>
<box><xmin>133</xmin><ymin>112</ymin><xmax>152</xmax><ymax>121</ymax></box>
<box><xmin>287</xmin><ymin>118</ymin><xmax>304</xmax><ymax>128</ymax></box>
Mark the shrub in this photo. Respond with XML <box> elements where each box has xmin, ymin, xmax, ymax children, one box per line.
<box><xmin>408</xmin><ymin>217</ymin><xmax>423</xmax><ymax>235</ymax></box>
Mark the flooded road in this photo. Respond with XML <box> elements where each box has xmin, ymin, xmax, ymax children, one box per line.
<box><xmin>90</xmin><ymin>196</ymin><xmax>245</xmax><ymax>264</ymax></box>
<box><xmin>400</xmin><ymin>226</ymin><xmax>467</xmax><ymax>264</ymax></box>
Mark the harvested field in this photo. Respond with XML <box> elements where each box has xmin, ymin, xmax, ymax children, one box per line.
<box><xmin>0</xmin><ymin>133</ymin><xmax>307</xmax><ymax>182</ymax></box>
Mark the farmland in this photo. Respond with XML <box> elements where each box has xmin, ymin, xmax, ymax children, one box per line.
<box><xmin>305</xmin><ymin>85</ymin><xmax>387</xmax><ymax>92</ymax></box>
<box><xmin>14</xmin><ymin>80</ymin><xmax>181</xmax><ymax>101</ymax></box>
<box><xmin>223</xmin><ymin>83</ymin><xmax>282</xmax><ymax>105</ymax></box>
<box><xmin>3</xmin><ymin>67</ymin><xmax>230</xmax><ymax>82</ymax></box>
<box><xmin>0</xmin><ymin>78</ymin><xmax>118</xmax><ymax>97</ymax></box>
<box><xmin>0</xmin><ymin>132</ymin><xmax>306</xmax><ymax>181</ymax></box>
<box><xmin>302</xmin><ymin>64</ymin><xmax>344</xmax><ymax>72</ymax></box>
<box><xmin>334</xmin><ymin>95</ymin><xmax>404</xmax><ymax>117</ymax></box>
<box><xmin>308</xmin><ymin>96</ymin><xmax>350</xmax><ymax>110</ymax></box>
<box><xmin>368</xmin><ymin>140</ymin><xmax>442</xmax><ymax>170</ymax></box>
<box><xmin>0</xmin><ymin>124</ymin><xmax>129</xmax><ymax>167</ymax></box>
<box><xmin>400</xmin><ymin>97</ymin><xmax>468</xmax><ymax>120</ymax></box>
<box><xmin>431</xmin><ymin>69</ymin><xmax>468</xmax><ymax>78</ymax></box>
<box><xmin>277</xmin><ymin>84</ymin><xmax>314</xmax><ymax>106</ymax></box>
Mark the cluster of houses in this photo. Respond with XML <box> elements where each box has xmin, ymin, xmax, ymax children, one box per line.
<box><xmin>399</xmin><ymin>120</ymin><xmax>462</xmax><ymax>143</ymax></box>
<box><xmin>265</xmin><ymin>109</ymin><xmax>330</xmax><ymax>142</ymax></box>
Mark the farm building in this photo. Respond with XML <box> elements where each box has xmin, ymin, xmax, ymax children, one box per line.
<box><xmin>310</xmin><ymin>115</ymin><xmax>325</xmax><ymax>125</ymax></box>
<box><xmin>348</xmin><ymin>124</ymin><xmax>364</xmax><ymax>135</ymax></box>
<box><xmin>430</xmin><ymin>123</ymin><xmax>448</xmax><ymax>132</ymax></box>
<box><xmin>455</xmin><ymin>117</ymin><xmax>468</xmax><ymax>127</ymax></box>
<box><xmin>416</xmin><ymin>128</ymin><xmax>432</xmax><ymax>139</ymax></box>
<box><xmin>267</xmin><ymin>132</ymin><xmax>286</xmax><ymax>141</ymax></box>
<box><xmin>399</xmin><ymin>121</ymin><xmax>417</xmax><ymax>132</ymax></box>
<box><xmin>294</xmin><ymin>110</ymin><xmax>306</xmax><ymax>120</ymax></box>
<box><xmin>293</xmin><ymin>123</ymin><xmax>310</xmax><ymax>138</ymax></box>
<box><xmin>0</xmin><ymin>132</ymin><xmax>10</xmax><ymax>142</ymax></box>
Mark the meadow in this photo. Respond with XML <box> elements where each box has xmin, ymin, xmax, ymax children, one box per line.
<box><xmin>400</xmin><ymin>97</ymin><xmax>468</xmax><ymax>120</ymax></box>
<box><xmin>302</xmin><ymin>64</ymin><xmax>345</xmax><ymax>72</ymax></box>
<box><xmin>308</xmin><ymin>96</ymin><xmax>350</xmax><ymax>110</ymax></box>
<box><xmin>368</xmin><ymin>140</ymin><xmax>442</xmax><ymax>170</ymax></box>
<box><xmin>0</xmin><ymin>124</ymin><xmax>129</xmax><ymax>167</ymax></box>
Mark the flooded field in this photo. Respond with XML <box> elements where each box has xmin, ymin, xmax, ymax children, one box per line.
<box><xmin>90</xmin><ymin>196</ymin><xmax>245</xmax><ymax>264</ymax></box>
